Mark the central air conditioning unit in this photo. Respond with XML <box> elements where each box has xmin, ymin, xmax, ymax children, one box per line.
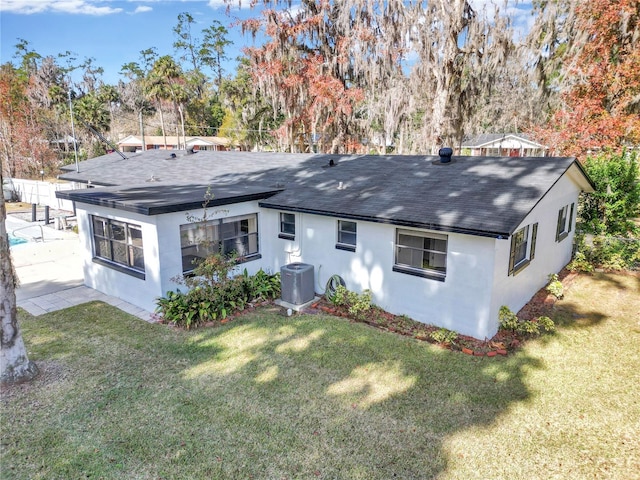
<box><xmin>280</xmin><ymin>262</ymin><xmax>315</xmax><ymax>305</ymax></box>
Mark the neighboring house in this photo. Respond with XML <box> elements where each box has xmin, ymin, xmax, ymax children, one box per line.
<box><xmin>460</xmin><ymin>134</ymin><xmax>547</xmax><ymax>157</ymax></box>
<box><xmin>56</xmin><ymin>150</ymin><xmax>594</xmax><ymax>339</ymax></box>
<box><xmin>50</xmin><ymin>135</ymin><xmax>79</xmax><ymax>153</ymax></box>
<box><xmin>117</xmin><ymin>135</ymin><xmax>230</xmax><ymax>152</ymax></box>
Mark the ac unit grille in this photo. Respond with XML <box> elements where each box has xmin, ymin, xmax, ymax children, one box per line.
<box><xmin>280</xmin><ymin>263</ymin><xmax>315</xmax><ymax>305</ymax></box>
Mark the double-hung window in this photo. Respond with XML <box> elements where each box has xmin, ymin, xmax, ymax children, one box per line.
<box><xmin>336</xmin><ymin>220</ymin><xmax>357</xmax><ymax>251</ymax></box>
<box><xmin>91</xmin><ymin>216</ymin><xmax>145</xmax><ymax>278</ymax></box>
<box><xmin>394</xmin><ymin>229</ymin><xmax>447</xmax><ymax>281</ymax></box>
<box><xmin>508</xmin><ymin>223</ymin><xmax>538</xmax><ymax>275</ymax></box>
<box><xmin>556</xmin><ymin>203</ymin><xmax>574</xmax><ymax>242</ymax></box>
<box><xmin>279</xmin><ymin>212</ymin><xmax>296</xmax><ymax>240</ymax></box>
<box><xmin>180</xmin><ymin>214</ymin><xmax>259</xmax><ymax>273</ymax></box>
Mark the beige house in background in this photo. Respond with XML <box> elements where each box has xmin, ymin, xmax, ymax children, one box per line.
<box><xmin>117</xmin><ymin>135</ymin><xmax>230</xmax><ymax>153</ymax></box>
<box><xmin>459</xmin><ymin>134</ymin><xmax>547</xmax><ymax>157</ymax></box>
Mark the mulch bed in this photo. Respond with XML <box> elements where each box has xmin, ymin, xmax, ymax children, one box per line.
<box><xmin>306</xmin><ymin>268</ymin><xmax>581</xmax><ymax>356</ymax></box>
<box><xmin>517</xmin><ymin>269</ymin><xmax>579</xmax><ymax>321</ymax></box>
<box><xmin>159</xmin><ymin>269</ymin><xmax>581</xmax><ymax>357</ymax></box>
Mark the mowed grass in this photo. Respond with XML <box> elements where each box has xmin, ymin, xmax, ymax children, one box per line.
<box><xmin>1</xmin><ymin>273</ymin><xmax>639</xmax><ymax>479</ymax></box>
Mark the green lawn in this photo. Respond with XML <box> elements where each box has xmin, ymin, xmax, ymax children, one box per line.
<box><xmin>2</xmin><ymin>272</ymin><xmax>639</xmax><ymax>479</ymax></box>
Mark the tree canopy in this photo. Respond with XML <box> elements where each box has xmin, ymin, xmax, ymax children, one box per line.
<box><xmin>1</xmin><ymin>2</ymin><xmax>639</xmax><ymax>179</ymax></box>
<box><xmin>530</xmin><ymin>0</ymin><xmax>640</xmax><ymax>156</ymax></box>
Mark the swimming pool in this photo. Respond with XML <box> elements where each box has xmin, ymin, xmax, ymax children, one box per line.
<box><xmin>8</xmin><ymin>234</ymin><xmax>28</xmax><ymax>247</ymax></box>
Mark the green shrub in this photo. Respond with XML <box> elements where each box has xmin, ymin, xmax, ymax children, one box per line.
<box><xmin>537</xmin><ymin>316</ymin><xmax>556</xmax><ymax>333</ymax></box>
<box><xmin>332</xmin><ymin>284</ymin><xmax>349</xmax><ymax>307</ymax></box>
<box><xmin>155</xmin><ymin>290</ymin><xmax>199</xmax><ymax>329</ymax></box>
<box><xmin>567</xmin><ymin>251</ymin><xmax>594</xmax><ymax>273</ymax></box>
<box><xmin>580</xmin><ymin>150</ymin><xmax>640</xmax><ymax>236</ymax></box>
<box><xmin>498</xmin><ymin>306</ymin><xmax>555</xmax><ymax>336</ymax></box>
<box><xmin>156</xmin><ymin>252</ymin><xmax>281</xmax><ymax>328</ymax></box>
<box><xmin>429</xmin><ymin>328</ymin><xmax>458</xmax><ymax>345</ymax></box>
<box><xmin>348</xmin><ymin>290</ymin><xmax>372</xmax><ymax>319</ymax></box>
<box><xmin>546</xmin><ymin>273</ymin><xmax>564</xmax><ymax>299</ymax></box>
<box><xmin>571</xmin><ymin>230</ymin><xmax>639</xmax><ymax>271</ymax></box>
<box><xmin>241</xmin><ymin>268</ymin><xmax>281</xmax><ymax>300</ymax></box>
<box><xmin>586</xmin><ymin>236</ymin><xmax>639</xmax><ymax>270</ymax></box>
<box><xmin>331</xmin><ymin>285</ymin><xmax>372</xmax><ymax>320</ymax></box>
<box><xmin>498</xmin><ymin>306</ymin><xmax>520</xmax><ymax>331</ymax></box>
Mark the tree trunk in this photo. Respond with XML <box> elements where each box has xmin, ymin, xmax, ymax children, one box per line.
<box><xmin>178</xmin><ymin>104</ymin><xmax>187</xmax><ymax>150</ymax></box>
<box><xmin>159</xmin><ymin>105</ymin><xmax>167</xmax><ymax>150</ymax></box>
<box><xmin>0</xmin><ymin>178</ymin><xmax>38</xmax><ymax>385</ymax></box>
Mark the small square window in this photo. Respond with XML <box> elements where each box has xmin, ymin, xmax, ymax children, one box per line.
<box><xmin>336</xmin><ymin>220</ymin><xmax>357</xmax><ymax>251</ymax></box>
<box><xmin>279</xmin><ymin>212</ymin><xmax>295</xmax><ymax>239</ymax></box>
<box><xmin>393</xmin><ymin>229</ymin><xmax>447</xmax><ymax>280</ymax></box>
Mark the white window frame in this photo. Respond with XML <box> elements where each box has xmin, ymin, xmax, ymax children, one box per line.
<box><xmin>279</xmin><ymin>212</ymin><xmax>296</xmax><ymax>240</ymax></box>
<box><xmin>336</xmin><ymin>220</ymin><xmax>357</xmax><ymax>252</ymax></box>
<box><xmin>91</xmin><ymin>215</ymin><xmax>145</xmax><ymax>278</ymax></box>
<box><xmin>393</xmin><ymin>229</ymin><xmax>448</xmax><ymax>281</ymax></box>
<box><xmin>556</xmin><ymin>203</ymin><xmax>574</xmax><ymax>242</ymax></box>
<box><xmin>180</xmin><ymin>213</ymin><xmax>259</xmax><ymax>273</ymax></box>
<box><xmin>509</xmin><ymin>223</ymin><xmax>538</xmax><ymax>276</ymax></box>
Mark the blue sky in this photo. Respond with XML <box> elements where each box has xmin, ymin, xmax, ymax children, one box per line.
<box><xmin>1</xmin><ymin>0</ymin><xmax>534</xmax><ymax>86</ymax></box>
<box><xmin>0</xmin><ymin>1</ymin><xmax>256</xmax><ymax>84</ymax></box>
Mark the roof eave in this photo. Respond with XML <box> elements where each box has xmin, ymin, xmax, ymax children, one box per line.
<box><xmin>57</xmin><ymin>189</ymin><xmax>283</xmax><ymax>216</ymax></box>
<box><xmin>503</xmin><ymin>158</ymin><xmax>595</xmax><ymax>235</ymax></box>
<box><xmin>566</xmin><ymin>161</ymin><xmax>596</xmax><ymax>193</ymax></box>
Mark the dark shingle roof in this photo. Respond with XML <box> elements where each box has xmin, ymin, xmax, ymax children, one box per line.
<box><xmin>259</xmin><ymin>155</ymin><xmax>580</xmax><ymax>237</ymax></box>
<box><xmin>56</xmin><ymin>183</ymin><xmax>283</xmax><ymax>216</ymax></box>
<box><xmin>58</xmin><ymin>150</ymin><xmax>317</xmax><ymax>186</ymax></box>
<box><xmin>58</xmin><ymin>151</ymin><xmax>590</xmax><ymax>238</ymax></box>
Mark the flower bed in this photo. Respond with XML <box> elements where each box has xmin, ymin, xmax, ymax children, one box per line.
<box><xmin>307</xmin><ymin>270</ymin><xmax>579</xmax><ymax>356</ymax></box>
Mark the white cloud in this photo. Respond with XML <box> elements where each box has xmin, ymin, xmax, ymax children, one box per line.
<box><xmin>469</xmin><ymin>0</ymin><xmax>534</xmax><ymax>40</ymax></box>
<box><xmin>133</xmin><ymin>5</ymin><xmax>152</xmax><ymax>14</ymax></box>
<box><xmin>0</xmin><ymin>0</ymin><xmax>49</xmax><ymax>13</ymax></box>
<box><xmin>0</xmin><ymin>0</ymin><xmax>123</xmax><ymax>15</ymax></box>
<box><xmin>208</xmin><ymin>0</ymin><xmax>247</xmax><ymax>11</ymax></box>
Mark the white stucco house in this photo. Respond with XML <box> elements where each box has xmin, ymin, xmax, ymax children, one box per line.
<box><xmin>460</xmin><ymin>134</ymin><xmax>547</xmax><ymax>157</ymax></box>
<box><xmin>117</xmin><ymin>135</ymin><xmax>230</xmax><ymax>152</ymax></box>
<box><xmin>56</xmin><ymin>150</ymin><xmax>594</xmax><ymax>339</ymax></box>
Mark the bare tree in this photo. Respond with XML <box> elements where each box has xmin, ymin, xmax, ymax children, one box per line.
<box><xmin>406</xmin><ymin>1</ymin><xmax>517</xmax><ymax>151</ymax></box>
<box><xmin>236</xmin><ymin>0</ymin><xmax>517</xmax><ymax>153</ymax></box>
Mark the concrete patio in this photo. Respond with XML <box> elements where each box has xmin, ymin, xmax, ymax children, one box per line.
<box><xmin>7</xmin><ymin>213</ymin><xmax>154</xmax><ymax>322</ymax></box>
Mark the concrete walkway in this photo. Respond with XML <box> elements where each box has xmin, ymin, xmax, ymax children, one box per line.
<box><xmin>7</xmin><ymin>214</ymin><xmax>154</xmax><ymax>322</ymax></box>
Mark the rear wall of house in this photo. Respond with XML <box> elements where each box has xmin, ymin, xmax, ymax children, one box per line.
<box><xmin>259</xmin><ymin>210</ymin><xmax>499</xmax><ymax>339</ymax></box>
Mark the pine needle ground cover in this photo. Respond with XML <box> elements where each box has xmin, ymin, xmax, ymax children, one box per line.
<box><xmin>1</xmin><ymin>272</ymin><xmax>639</xmax><ymax>479</ymax></box>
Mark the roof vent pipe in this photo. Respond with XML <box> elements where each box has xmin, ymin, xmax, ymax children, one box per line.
<box><xmin>438</xmin><ymin>147</ymin><xmax>453</xmax><ymax>163</ymax></box>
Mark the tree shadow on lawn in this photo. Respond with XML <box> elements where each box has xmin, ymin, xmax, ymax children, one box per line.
<box><xmin>6</xmin><ymin>302</ymin><xmax>540</xmax><ymax>479</ymax></box>
<box><xmin>587</xmin><ymin>270</ymin><xmax>640</xmax><ymax>291</ymax></box>
<box><xmin>550</xmin><ymin>302</ymin><xmax>607</xmax><ymax>330</ymax></box>
<box><xmin>9</xmin><ymin>290</ymin><xmax>621</xmax><ymax>479</ymax></box>
<box><xmin>549</xmin><ymin>271</ymin><xmax>638</xmax><ymax>330</ymax></box>
<box><xmin>175</xmin><ymin>309</ymin><xmax>543</xmax><ymax>478</ymax></box>
<box><xmin>165</xmin><ymin>272</ymin><xmax>639</xmax><ymax>478</ymax></box>
<box><xmin>528</xmin><ymin>272</ymin><xmax>639</xmax><ymax>358</ymax></box>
